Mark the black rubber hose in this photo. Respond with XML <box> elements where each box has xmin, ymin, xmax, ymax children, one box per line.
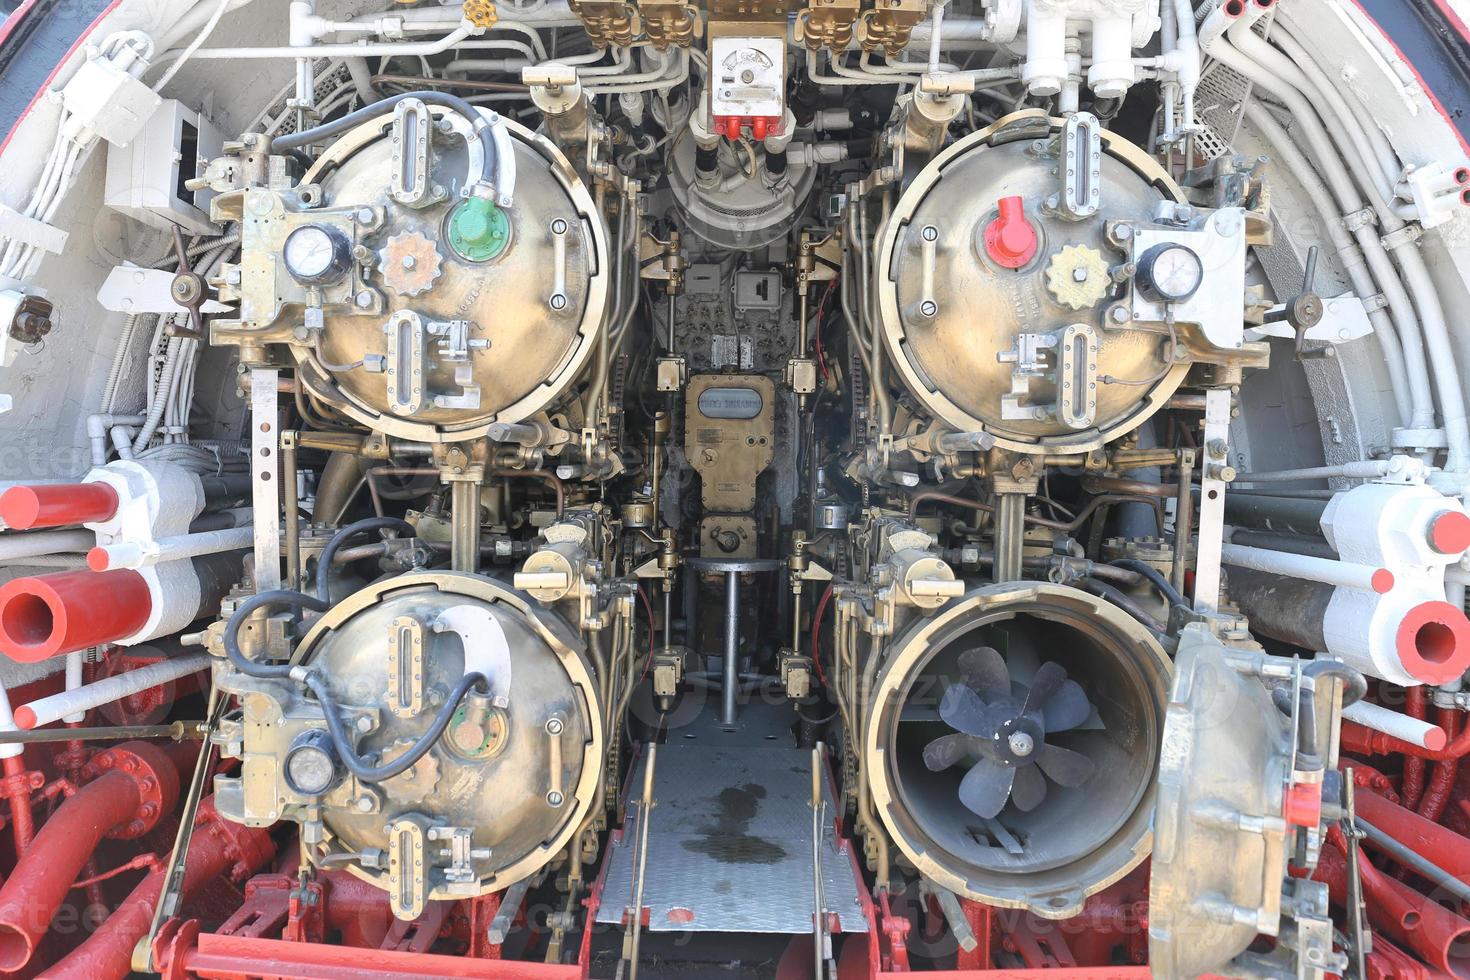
<box><xmin>1272</xmin><ymin>685</ymin><xmax>1322</xmax><ymax>759</ymax></box>
<box><xmin>1079</xmin><ymin>577</ymin><xmax>1169</xmax><ymax>636</ymax></box>
<box><xmin>271</xmin><ymin>91</ymin><xmax>497</xmax><ymax>187</ymax></box>
<box><xmin>223</xmin><ymin>589</ymin><xmax>329</xmax><ymax>679</ymax></box>
<box><xmin>316</xmin><ymin>516</ymin><xmax>415</xmax><ymax>600</ymax></box>
<box><xmin>306</xmin><ymin>670</ymin><xmax>488</xmax><ymax>782</ymax></box>
<box><xmin>1304</xmin><ymin>659</ymin><xmax>1368</xmax><ymax>708</ymax></box>
<box><xmin>1108</xmin><ymin>558</ymin><xmax>1188</xmax><ymax>607</ymax></box>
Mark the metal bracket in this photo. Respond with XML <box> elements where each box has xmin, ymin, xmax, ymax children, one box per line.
<box><xmin>1193</xmin><ymin>388</ymin><xmax>1232</xmax><ymax>613</ymax></box>
<box><xmin>430</xmin><ymin>604</ymin><xmax>513</xmax><ymax>708</ymax></box>
<box><xmin>250</xmin><ymin>368</ymin><xmax>282</xmax><ymax>592</ymax></box>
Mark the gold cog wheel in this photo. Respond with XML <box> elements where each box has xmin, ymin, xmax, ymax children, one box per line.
<box><xmin>1044</xmin><ymin>244</ymin><xmax>1112</xmax><ymax>311</ymax></box>
<box><xmin>379</xmin><ymin>231</ymin><xmax>444</xmax><ymax>298</ymax></box>
<box><xmin>463</xmin><ymin>0</ymin><xmax>498</xmax><ymax>28</ymax></box>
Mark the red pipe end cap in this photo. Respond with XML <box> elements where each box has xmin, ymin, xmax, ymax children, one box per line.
<box><xmin>1424</xmin><ymin>722</ymin><xmax>1449</xmax><ymax>751</ymax></box>
<box><xmin>1429</xmin><ymin>511</ymin><xmax>1470</xmax><ymax>555</ymax></box>
<box><xmin>1371</xmin><ymin>568</ymin><xmax>1396</xmax><ymax>594</ymax></box>
<box><xmin>0</xmin><ymin>482</ymin><xmax>117</xmax><ymax>531</ymax></box>
<box><xmin>0</xmin><ymin>569</ymin><xmax>150</xmax><ymax>663</ymax></box>
<box><xmin>983</xmin><ymin>196</ymin><xmax>1038</xmax><ymax>269</ymax></box>
<box><xmin>86</xmin><ymin>547</ymin><xmax>111</xmax><ymax>572</ymax></box>
<box><xmin>1397</xmin><ymin>601</ymin><xmax>1470</xmax><ymax>685</ymax></box>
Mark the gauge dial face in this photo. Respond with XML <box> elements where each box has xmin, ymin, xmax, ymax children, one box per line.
<box><xmin>284</xmin><ymin>225</ymin><xmax>347</xmax><ymax>284</ymax></box>
<box><xmin>1139</xmin><ymin>243</ymin><xmax>1204</xmax><ymax>302</ymax></box>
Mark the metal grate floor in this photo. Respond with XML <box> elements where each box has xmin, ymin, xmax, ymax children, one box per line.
<box><xmin>595</xmin><ymin>737</ymin><xmax>869</xmax><ymax>935</ymax></box>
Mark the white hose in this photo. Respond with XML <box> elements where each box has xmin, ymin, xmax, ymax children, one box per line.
<box><xmin>1242</xmin><ymin>105</ymin><xmax>1414</xmax><ymax>427</ymax></box>
<box><xmin>131</xmin><ymin>335</ymin><xmax>184</xmax><ymax>452</ymax></box>
<box><xmin>1272</xmin><ymin>25</ymin><xmax>1402</xmax><ymax>204</ymax></box>
<box><xmin>1202</xmin><ymin>6</ymin><xmax>1441</xmax><ymax>438</ymax></box>
<box><xmin>1217</xmin><ymin>7</ymin><xmax>1467</xmax><ymax>468</ymax></box>
<box><xmin>152</xmin><ymin>0</ymin><xmax>233</xmax><ymax>90</ymax></box>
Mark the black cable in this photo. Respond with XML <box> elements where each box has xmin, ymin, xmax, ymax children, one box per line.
<box><xmin>223</xmin><ymin>590</ymin><xmax>329</xmax><ymax>679</ymax></box>
<box><xmin>1107</xmin><ymin>558</ymin><xmax>1188</xmax><ymax>607</ymax></box>
<box><xmin>306</xmin><ymin>670</ymin><xmax>488</xmax><ymax>782</ymax></box>
<box><xmin>316</xmin><ymin>516</ymin><xmax>415</xmax><ymax>600</ymax></box>
<box><xmin>270</xmin><ymin>91</ymin><xmax>498</xmax><ymax>188</ymax></box>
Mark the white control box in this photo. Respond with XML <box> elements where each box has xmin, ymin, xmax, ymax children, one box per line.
<box><xmin>709</xmin><ymin>35</ymin><xmax>786</xmax><ymax>123</ymax></box>
<box><xmin>104</xmin><ymin>100</ymin><xmax>222</xmax><ymax>235</ymax></box>
<box><xmin>61</xmin><ymin>55</ymin><xmax>162</xmax><ymax>148</ymax></box>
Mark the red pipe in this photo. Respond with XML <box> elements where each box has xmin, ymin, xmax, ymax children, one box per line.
<box><xmin>1402</xmin><ymin>688</ymin><xmax>1428</xmax><ymax>809</ymax></box>
<box><xmin>0</xmin><ymin>742</ymin><xmax>177</xmax><ymax>972</ymax></box>
<box><xmin>0</xmin><ymin>483</ymin><xmax>117</xmax><ymax>531</ymax></box>
<box><xmin>1420</xmin><ymin>708</ymin><xmax>1461</xmax><ymax>822</ymax></box>
<box><xmin>1345</xmin><ymin>714</ymin><xmax>1470</xmax><ymax>761</ymax></box>
<box><xmin>1345</xmin><ymin>761</ymin><xmax>1404</xmax><ymax>804</ymax></box>
<box><xmin>0</xmin><ymin>569</ymin><xmax>151</xmax><ymax>662</ymax></box>
<box><xmin>40</xmin><ymin>798</ymin><xmax>275</xmax><ymax>980</ymax></box>
<box><xmin>0</xmin><ymin>757</ymin><xmax>34</xmax><ymax>857</ymax></box>
<box><xmin>0</xmin><ymin>771</ymin><xmax>140</xmax><ymax>971</ymax></box>
<box><xmin>1357</xmin><ymin>787</ymin><xmax>1470</xmax><ymax>880</ymax></box>
<box><xmin>1317</xmin><ymin>831</ymin><xmax>1470</xmax><ymax>976</ymax></box>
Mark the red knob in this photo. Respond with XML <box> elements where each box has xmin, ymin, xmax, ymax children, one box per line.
<box><xmin>983</xmin><ymin>196</ymin><xmax>1039</xmax><ymax>269</ymax></box>
<box><xmin>1429</xmin><ymin>510</ymin><xmax>1470</xmax><ymax>555</ymax></box>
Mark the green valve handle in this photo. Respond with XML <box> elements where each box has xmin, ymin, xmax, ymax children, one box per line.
<box><xmin>449</xmin><ymin>198</ymin><xmax>512</xmax><ymax>262</ymax></box>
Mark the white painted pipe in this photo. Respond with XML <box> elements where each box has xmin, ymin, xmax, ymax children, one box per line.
<box><xmin>0</xmin><ymin>686</ymin><xmax>22</xmax><ymax>760</ymax></box>
<box><xmin>181</xmin><ymin>24</ymin><xmax>472</xmax><ymax>61</ymax></box>
<box><xmin>1221</xmin><ymin>542</ymin><xmax>1394</xmax><ymax>593</ymax></box>
<box><xmin>1342</xmin><ymin>698</ymin><xmax>1448</xmax><ymax>751</ymax></box>
<box><xmin>1236</xmin><ymin>459</ymin><xmax>1420</xmax><ymax>483</ymax></box>
<box><xmin>0</xmin><ymin>529</ymin><xmax>93</xmax><ymax>561</ymax></box>
<box><xmin>13</xmin><ymin>653</ymin><xmax>211</xmax><ymax>730</ymax></box>
<box><xmin>62</xmin><ymin>651</ymin><xmax>84</xmax><ymax>724</ymax></box>
<box><xmin>86</xmin><ymin>414</ymin><xmax>145</xmax><ymax>467</ymax></box>
<box><xmin>87</xmin><ymin>525</ymin><xmax>254</xmax><ymax>571</ymax></box>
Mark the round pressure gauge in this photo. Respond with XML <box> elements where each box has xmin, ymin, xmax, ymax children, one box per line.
<box><xmin>283</xmin><ymin>224</ymin><xmax>351</xmax><ymax>286</ymax></box>
<box><xmin>1136</xmin><ymin>243</ymin><xmax>1204</xmax><ymax>303</ymax></box>
<box><xmin>283</xmin><ymin>728</ymin><xmax>340</xmax><ymax>796</ymax></box>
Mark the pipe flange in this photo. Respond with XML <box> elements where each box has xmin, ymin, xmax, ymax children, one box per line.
<box><xmin>85</xmin><ymin>741</ymin><xmax>181</xmax><ymax>839</ymax></box>
<box><xmin>150</xmin><ymin>916</ymin><xmax>201</xmax><ymax>980</ymax></box>
<box><xmin>196</xmin><ymin>797</ymin><xmax>276</xmax><ymax>882</ymax></box>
